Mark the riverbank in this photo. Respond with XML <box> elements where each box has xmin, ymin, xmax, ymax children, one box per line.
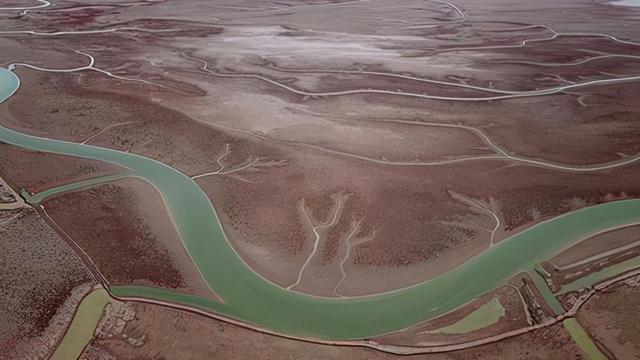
<box><xmin>3</xmin><ymin>65</ymin><xmax>640</xmax><ymax>340</ymax></box>
<box><xmin>0</xmin><ymin>63</ymin><xmax>640</xmax><ymax>339</ymax></box>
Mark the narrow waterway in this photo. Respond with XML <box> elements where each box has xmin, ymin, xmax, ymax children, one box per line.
<box><xmin>563</xmin><ymin>318</ymin><xmax>608</xmax><ymax>360</ymax></box>
<box><xmin>50</xmin><ymin>288</ymin><xmax>111</xmax><ymax>360</ymax></box>
<box><xmin>2</xmin><ymin>67</ymin><xmax>640</xmax><ymax>339</ymax></box>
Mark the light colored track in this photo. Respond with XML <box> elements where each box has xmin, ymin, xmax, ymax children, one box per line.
<box><xmin>191</xmin><ymin>144</ymin><xmax>230</xmax><ymax>179</ymax></box>
<box><xmin>3</xmin><ymin>24</ymin><xmax>639</xmax><ymax>99</ymax></box>
<box><xmin>0</xmin><ymin>211</ymin><xmax>23</xmax><ymax>227</ymax></box>
<box><xmin>9</xmin><ymin>50</ymin><xmax>168</xmax><ymax>89</ymax></box>
<box><xmin>442</xmin><ymin>24</ymin><xmax>640</xmax><ymax>53</ymax></box>
<box><xmin>267</xmin><ymin>65</ymin><xmax>529</xmax><ymax>95</ymax></box>
<box><xmin>0</xmin><ymin>0</ymin><xmax>50</xmax><ymax>11</ymax></box>
<box><xmin>495</xmin><ymin>54</ymin><xmax>640</xmax><ymax>67</ymax></box>
<box><xmin>279</xmin><ymin>137</ymin><xmax>640</xmax><ymax>172</ymax></box>
<box><xmin>288</xmin><ymin>198</ymin><xmax>343</xmax><ymax>290</ymax></box>
<box><xmin>182</xmin><ymin>52</ymin><xmax>640</xmax><ymax>102</ymax></box>
<box><xmin>332</xmin><ymin>219</ymin><xmax>362</xmax><ymax>297</ymax></box>
<box><xmin>0</xmin><ymin>26</ymin><xmax>179</xmax><ymax>36</ymax></box>
<box><xmin>81</xmin><ymin>121</ymin><xmax>138</xmax><ymax>145</ymax></box>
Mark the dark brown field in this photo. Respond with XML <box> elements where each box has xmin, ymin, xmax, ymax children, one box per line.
<box><xmin>375</xmin><ymin>285</ymin><xmax>530</xmax><ymax>347</ymax></box>
<box><xmin>42</xmin><ymin>177</ymin><xmax>219</xmax><ymax>301</ymax></box>
<box><xmin>575</xmin><ymin>277</ymin><xmax>640</xmax><ymax>359</ymax></box>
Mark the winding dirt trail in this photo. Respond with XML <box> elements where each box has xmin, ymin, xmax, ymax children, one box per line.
<box><xmin>0</xmin><ymin>0</ymin><xmax>50</xmax><ymax>11</ymax></box>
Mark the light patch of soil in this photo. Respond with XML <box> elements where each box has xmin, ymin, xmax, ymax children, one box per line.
<box><xmin>1</xmin><ymin>0</ymin><xmax>640</xmax><ymax>300</ymax></box>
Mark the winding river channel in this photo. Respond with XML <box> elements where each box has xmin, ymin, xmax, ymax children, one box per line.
<box><xmin>2</xmin><ymin>67</ymin><xmax>640</xmax><ymax>340</ymax></box>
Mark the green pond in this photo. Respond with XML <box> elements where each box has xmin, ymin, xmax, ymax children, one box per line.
<box><xmin>50</xmin><ymin>288</ymin><xmax>111</xmax><ymax>360</ymax></box>
<box><xmin>2</xmin><ymin>67</ymin><xmax>640</xmax><ymax>339</ymax></box>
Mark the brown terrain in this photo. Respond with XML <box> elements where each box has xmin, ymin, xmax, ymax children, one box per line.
<box><xmin>0</xmin><ymin>0</ymin><xmax>639</xmax><ymax>357</ymax></box>
<box><xmin>80</xmin><ymin>299</ymin><xmax>587</xmax><ymax>360</ymax></box>
<box><xmin>0</xmin><ymin>204</ymin><xmax>94</xmax><ymax>359</ymax></box>
<box><xmin>551</xmin><ymin>224</ymin><xmax>640</xmax><ymax>270</ymax></box>
<box><xmin>42</xmin><ymin>177</ymin><xmax>220</xmax><ymax>301</ymax></box>
<box><xmin>576</xmin><ymin>276</ymin><xmax>640</xmax><ymax>359</ymax></box>
<box><xmin>0</xmin><ymin>0</ymin><xmax>639</xmax><ymax>297</ymax></box>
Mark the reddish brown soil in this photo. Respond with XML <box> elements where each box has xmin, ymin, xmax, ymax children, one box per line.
<box><xmin>0</xmin><ymin>143</ymin><xmax>122</xmax><ymax>193</ymax></box>
<box><xmin>1</xmin><ymin>69</ymin><xmax>252</xmax><ymax>176</ymax></box>
<box><xmin>577</xmin><ymin>280</ymin><xmax>640</xmax><ymax>359</ymax></box>
<box><xmin>81</xmin><ymin>300</ymin><xmax>586</xmax><ymax>360</ymax></box>
<box><xmin>0</xmin><ymin>207</ymin><xmax>94</xmax><ymax>359</ymax></box>
<box><xmin>2</xmin><ymin>67</ymin><xmax>193</xmax><ymax>143</ymax></box>
<box><xmin>2</xmin><ymin>0</ymin><xmax>639</xmax><ymax>357</ymax></box>
<box><xmin>42</xmin><ymin>178</ymin><xmax>219</xmax><ymax>300</ymax></box>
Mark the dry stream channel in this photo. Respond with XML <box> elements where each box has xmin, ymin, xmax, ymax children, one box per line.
<box><xmin>1</xmin><ymin>67</ymin><xmax>640</xmax><ymax>342</ymax></box>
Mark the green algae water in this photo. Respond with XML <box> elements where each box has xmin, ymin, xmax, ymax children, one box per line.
<box><xmin>50</xmin><ymin>288</ymin><xmax>111</xmax><ymax>360</ymax></box>
<box><xmin>2</xmin><ymin>67</ymin><xmax>640</xmax><ymax>339</ymax></box>
<box><xmin>563</xmin><ymin>319</ymin><xmax>608</xmax><ymax>360</ymax></box>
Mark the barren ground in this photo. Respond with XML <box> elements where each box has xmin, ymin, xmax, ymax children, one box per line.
<box><xmin>41</xmin><ymin>177</ymin><xmax>220</xmax><ymax>301</ymax></box>
<box><xmin>576</xmin><ymin>277</ymin><xmax>640</xmax><ymax>359</ymax></box>
<box><xmin>0</xmin><ymin>142</ymin><xmax>123</xmax><ymax>193</ymax></box>
<box><xmin>1</xmin><ymin>0</ymin><xmax>639</xmax><ymax>296</ymax></box>
<box><xmin>81</xmin><ymin>300</ymin><xmax>587</xmax><ymax>360</ymax></box>
<box><xmin>0</xmin><ymin>205</ymin><xmax>94</xmax><ymax>360</ymax></box>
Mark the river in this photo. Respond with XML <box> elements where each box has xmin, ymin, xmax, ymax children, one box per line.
<box><xmin>2</xmin><ymin>66</ymin><xmax>640</xmax><ymax>339</ymax></box>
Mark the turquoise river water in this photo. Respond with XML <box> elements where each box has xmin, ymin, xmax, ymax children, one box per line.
<box><xmin>1</xmin><ymin>67</ymin><xmax>639</xmax><ymax>339</ymax></box>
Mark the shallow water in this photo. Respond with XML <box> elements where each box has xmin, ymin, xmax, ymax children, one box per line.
<box><xmin>429</xmin><ymin>297</ymin><xmax>505</xmax><ymax>334</ymax></box>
